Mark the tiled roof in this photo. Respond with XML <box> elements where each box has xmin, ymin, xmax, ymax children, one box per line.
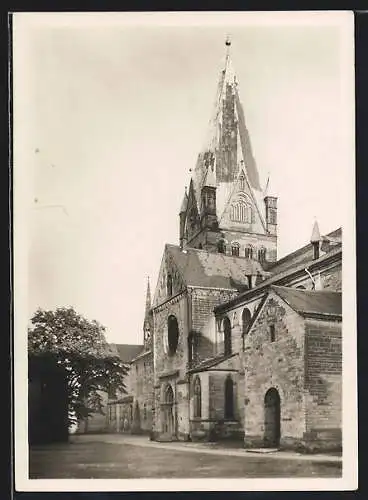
<box><xmin>215</xmin><ymin>242</ymin><xmax>341</xmax><ymax>314</ymax></box>
<box><xmin>188</xmin><ymin>353</ymin><xmax>237</xmax><ymax>373</ymax></box>
<box><xmin>109</xmin><ymin>343</ymin><xmax>143</xmax><ymax>363</ymax></box>
<box><xmin>265</xmin><ymin>228</ymin><xmax>342</xmax><ymax>276</ymax></box>
<box><xmin>272</xmin><ymin>286</ymin><xmax>342</xmax><ymax>318</ymax></box>
<box><xmin>166</xmin><ymin>244</ymin><xmax>265</xmax><ymax>290</ymax></box>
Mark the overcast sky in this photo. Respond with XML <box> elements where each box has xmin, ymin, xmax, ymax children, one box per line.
<box><xmin>14</xmin><ymin>12</ymin><xmax>354</xmax><ymax>345</ymax></box>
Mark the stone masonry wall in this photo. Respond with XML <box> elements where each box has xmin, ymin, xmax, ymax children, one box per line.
<box><xmin>152</xmin><ymin>293</ymin><xmax>188</xmax><ymax>440</ymax></box>
<box><xmin>243</xmin><ymin>292</ymin><xmax>306</xmax><ymax>449</ymax></box>
<box><xmin>130</xmin><ymin>352</ymin><xmax>154</xmax><ymax>434</ymax></box>
<box><xmin>304</xmin><ymin>319</ymin><xmax>342</xmax><ymax>451</ymax></box>
<box><xmin>190</xmin><ymin>287</ymin><xmax>237</xmax><ymax>364</ymax></box>
<box><xmin>153</xmin><ymin>293</ymin><xmax>188</xmax><ymax>379</ymax></box>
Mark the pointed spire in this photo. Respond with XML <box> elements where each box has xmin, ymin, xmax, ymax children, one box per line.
<box><xmin>144</xmin><ymin>276</ymin><xmax>151</xmax><ymax>319</ymax></box>
<box><xmin>180</xmin><ymin>187</ymin><xmax>188</xmax><ymax>214</ymax></box>
<box><xmin>223</xmin><ymin>35</ymin><xmax>236</xmax><ymax>88</ymax></box>
<box><xmin>310</xmin><ymin>220</ymin><xmax>321</xmax><ymax>243</ymax></box>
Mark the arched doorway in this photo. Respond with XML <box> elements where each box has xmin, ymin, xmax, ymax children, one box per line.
<box><xmin>264</xmin><ymin>388</ymin><xmax>281</xmax><ymax>447</ymax></box>
<box><xmin>162</xmin><ymin>384</ymin><xmax>175</xmax><ymax>439</ymax></box>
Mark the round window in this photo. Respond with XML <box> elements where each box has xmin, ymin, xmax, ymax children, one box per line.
<box><xmin>167</xmin><ymin>315</ymin><xmax>179</xmax><ymax>355</ymax></box>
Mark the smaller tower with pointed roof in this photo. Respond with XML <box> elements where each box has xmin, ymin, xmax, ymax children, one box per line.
<box><xmin>310</xmin><ymin>220</ymin><xmax>321</xmax><ymax>260</ymax></box>
<box><xmin>143</xmin><ymin>277</ymin><xmax>153</xmax><ymax>350</ymax></box>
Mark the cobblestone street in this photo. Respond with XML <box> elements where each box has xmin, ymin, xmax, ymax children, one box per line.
<box><xmin>29</xmin><ymin>434</ymin><xmax>342</xmax><ymax>479</ymax></box>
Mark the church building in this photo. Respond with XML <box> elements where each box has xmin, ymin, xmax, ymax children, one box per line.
<box><xmin>96</xmin><ymin>39</ymin><xmax>342</xmax><ymax>452</ymax></box>
<box><xmin>148</xmin><ymin>39</ymin><xmax>342</xmax><ymax>452</ymax></box>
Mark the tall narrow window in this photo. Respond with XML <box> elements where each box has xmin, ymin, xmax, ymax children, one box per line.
<box><xmin>167</xmin><ymin>274</ymin><xmax>173</xmax><ymax>296</ymax></box>
<box><xmin>258</xmin><ymin>247</ymin><xmax>266</xmax><ymax>262</ymax></box>
<box><xmin>223</xmin><ymin>317</ymin><xmax>232</xmax><ymax>356</ymax></box>
<box><xmin>270</xmin><ymin>324</ymin><xmax>276</xmax><ymax>342</ymax></box>
<box><xmin>167</xmin><ymin>315</ymin><xmax>179</xmax><ymax>355</ymax></box>
<box><xmin>231</xmin><ymin>242</ymin><xmax>240</xmax><ymax>256</ymax></box>
<box><xmin>143</xmin><ymin>403</ymin><xmax>147</xmax><ymax>420</ymax></box>
<box><xmin>193</xmin><ymin>377</ymin><xmax>202</xmax><ymax>418</ymax></box>
<box><xmin>239</xmin><ymin>174</ymin><xmax>245</xmax><ymax>191</ymax></box>
<box><xmin>244</xmin><ymin>245</ymin><xmax>253</xmax><ymax>259</ymax></box>
<box><xmin>224</xmin><ymin>376</ymin><xmax>234</xmax><ymax>419</ymax></box>
<box><xmin>242</xmin><ymin>308</ymin><xmax>251</xmax><ymax>349</ymax></box>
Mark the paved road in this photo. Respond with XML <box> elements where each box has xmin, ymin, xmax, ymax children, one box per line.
<box><xmin>29</xmin><ymin>434</ymin><xmax>342</xmax><ymax>479</ymax></box>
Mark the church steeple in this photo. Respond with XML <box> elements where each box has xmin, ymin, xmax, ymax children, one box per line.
<box><xmin>179</xmin><ymin>38</ymin><xmax>278</xmax><ymax>263</ymax></box>
<box><xmin>143</xmin><ymin>277</ymin><xmax>153</xmax><ymax>348</ymax></box>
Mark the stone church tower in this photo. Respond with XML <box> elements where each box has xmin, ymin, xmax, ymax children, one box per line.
<box><xmin>179</xmin><ymin>38</ymin><xmax>278</xmax><ymax>265</ymax></box>
<box><xmin>150</xmin><ymin>39</ymin><xmax>277</xmax><ymax>442</ymax></box>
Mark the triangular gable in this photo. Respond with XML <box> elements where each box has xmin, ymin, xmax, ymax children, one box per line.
<box><xmin>152</xmin><ymin>245</ymin><xmax>188</xmax><ymax>308</ymax></box>
<box><xmin>244</xmin><ymin>287</ymin><xmax>310</xmax><ymax>345</ymax></box>
<box><xmin>218</xmin><ymin>166</ymin><xmax>267</xmax><ymax>233</ymax></box>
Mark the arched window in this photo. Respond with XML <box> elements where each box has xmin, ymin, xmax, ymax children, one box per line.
<box><xmin>167</xmin><ymin>274</ymin><xmax>173</xmax><ymax>296</ymax></box>
<box><xmin>230</xmin><ymin>199</ymin><xmax>253</xmax><ymax>223</ymax></box>
<box><xmin>231</xmin><ymin>242</ymin><xmax>240</xmax><ymax>256</ymax></box>
<box><xmin>167</xmin><ymin>315</ymin><xmax>179</xmax><ymax>355</ymax></box>
<box><xmin>223</xmin><ymin>317</ymin><xmax>232</xmax><ymax>356</ymax></box>
<box><xmin>224</xmin><ymin>376</ymin><xmax>234</xmax><ymax>419</ymax></box>
<box><xmin>239</xmin><ymin>174</ymin><xmax>245</xmax><ymax>191</ymax></box>
<box><xmin>217</xmin><ymin>239</ymin><xmax>226</xmax><ymax>254</ymax></box>
<box><xmin>165</xmin><ymin>384</ymin><xmax>174</xmax><ymax>404</ymax></box>
<box><xmin>258</xmin><ymin>247</ymin><xmax>266</xmax><ymax>262</ymax></box>
<box><xmin>193</xmin><ymin>377</ymin><xmax>201</xmax><ymax>418</ymax></box>
<box><xmin>198</xmin><ymin>243</ymin><xmax>203</xmax><ymax>249</ymax></box>
<box><xmin>244</xmin><ymin>245</ymin><xmax>253</xmax><ymax>259</ymax></box>
<box><xmin>242</xmin><ymin>308</ymin><xmax>251</xmax><ymax>348</ymax></box>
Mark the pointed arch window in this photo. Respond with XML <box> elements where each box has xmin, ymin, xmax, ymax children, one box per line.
<box><xmin>231</xmin><ymin>242</ymin><xmax>240</xmax><ymax>257</ymax></box>
<box><xmin>224</xmin><ymin>376</ymin><xmax>234</xmax><ymax>420</ymax></box>
<box><xmin>223</xmin><ymin>317</ymin><xmax>232</xmax><ymax>356</ymax></box>
<box><xmin>230</xmin><ymin>199</ymin><xmax>253</xmax><ymax>223</ymax></box>
<box><xmin>193</xmin><ymin>377</ymin><xmax>202</xmax><ymax>418</ymax></box>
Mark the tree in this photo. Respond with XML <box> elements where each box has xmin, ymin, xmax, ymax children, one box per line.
<box><xmin>28</xmin><ymin>307</ymin><xmax>128</xmax><ymax>427</ymax></box>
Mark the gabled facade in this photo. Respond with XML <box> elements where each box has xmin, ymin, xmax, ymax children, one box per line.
<box><xmin>107</xmin><ymin>39</ymin><xmax>343</xmax><ymax>453</ymax></box>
